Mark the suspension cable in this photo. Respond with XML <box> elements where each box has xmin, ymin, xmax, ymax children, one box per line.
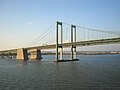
<box><xmin>26</xmin><ymin>23</ymin><xmax>55</xmax><ymax>46</ymax></box>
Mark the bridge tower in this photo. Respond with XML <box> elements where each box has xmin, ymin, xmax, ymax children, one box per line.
<box><xmin>70</xmin><ymin>25</ymin><xmax>77</xmax><ymax>60</ymax></box>
<box><xmin>56</xmin><ymin>21</ymin><xmax>63</xmax><ymax>61</ymax></box>
<box><xmin>56</xmin><ymin>21</ymin><xmax>78</xmax><ymax>62</ymax></box>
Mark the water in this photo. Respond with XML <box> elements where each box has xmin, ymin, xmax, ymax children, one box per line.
<box><xmin>0</xmin><ymin>55</ymin><xmax>120</xmax><ymax>90</ymax></box>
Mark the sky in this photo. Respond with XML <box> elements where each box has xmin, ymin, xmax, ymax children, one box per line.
<box><xmin>0</xmin><ymin>0</ymin><xmax>120</xmax><ymax>51</ymax></box>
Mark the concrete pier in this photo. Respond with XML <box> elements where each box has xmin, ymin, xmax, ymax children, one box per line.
<box><xmin>30</xmin><ymin>49</ymin><xmax>41</xmax><ymax>60</ymax></box>
<box><xmin>17</xmin><ymin>48</ymin><xmax>28</xmax><ymax>60</ymax></box>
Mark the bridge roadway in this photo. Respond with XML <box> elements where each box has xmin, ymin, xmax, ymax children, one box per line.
<box><xmin>0</xmin><ymin>37</ymin><xmax>120</xmax><ymax>55</ymax></box>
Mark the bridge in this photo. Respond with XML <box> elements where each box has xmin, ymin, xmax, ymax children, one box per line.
<box><xmin>0</xmin><ymin>21</ymin><xmax>120</xmax><ymax>62</ymax></box>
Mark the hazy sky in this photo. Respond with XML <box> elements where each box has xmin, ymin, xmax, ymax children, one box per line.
<box><xmin>0</xmin><ymin>0</ymin><xmax>120</xmax><ymax>51</ymax></box>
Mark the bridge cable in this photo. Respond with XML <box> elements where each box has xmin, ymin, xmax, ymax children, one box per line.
<box><xmin>26</xmin><ymin>23</ymin><xmax>55</xmax><ymax>47</ymax></box>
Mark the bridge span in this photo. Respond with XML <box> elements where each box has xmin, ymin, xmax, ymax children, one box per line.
<box><xmin>0</xmin><ymin>37</ymin><xmax>120</xmax><ymax>61</ymax></box>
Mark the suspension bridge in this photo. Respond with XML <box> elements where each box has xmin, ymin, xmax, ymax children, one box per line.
<box><xmin>0</xmin><ymin>21</ymin><xmax>120</xmax><ymax>62</ymax></box>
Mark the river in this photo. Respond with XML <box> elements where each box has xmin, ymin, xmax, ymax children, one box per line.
<box><xmin>0</xmin><ymin>54</ymin><xmax>120</xmax><ymax>90</ymax></box>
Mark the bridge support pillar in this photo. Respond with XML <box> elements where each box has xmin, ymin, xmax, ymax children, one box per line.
<box><xmin>17</xmin><ymin>48</ymin><xmax>28</xmax><ymax>60</ymax></box>
<box><xmin>60</xmin><ymin>47</ymin><xmax>63</xmax><ymax>60</ymax></box>
<box><xmin>70</xmin><ymin>46</ymin><xmax>77</xmax><ymax>60</ymax></box>
<box><xmin>73</xmin><ymin>46</ymin><xmax>77</xmax><ymax>59</ymax></box>
<box><xmin>30</xmin><ymin>49</ymin><xmax>41</xmax><ymax>60</ymax></box>
<box><xmin>8</xmin><ymin>53</ymin><xmax>12</xmax><ymax>59</ymax></box>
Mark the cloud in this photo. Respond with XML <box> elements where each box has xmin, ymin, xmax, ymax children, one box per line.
<box><xmin>27</xmin><ymin>22</ymin><xmax>32</xmax><ymax>25</ymax></box>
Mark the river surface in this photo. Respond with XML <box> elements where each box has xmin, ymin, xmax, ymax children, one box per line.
<box><xmin>0</xmin><ymin>55</ymin><xmax>120</xmax><ymax>90</ymax></box>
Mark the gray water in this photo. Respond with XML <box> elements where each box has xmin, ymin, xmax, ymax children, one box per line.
<box><xmin>0</xmin><ymin>55</ymin><xmax>120</xmax><ymax>90</ymax></box>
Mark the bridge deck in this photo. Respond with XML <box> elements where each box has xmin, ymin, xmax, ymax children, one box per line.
<box><xmin>0</xmin><ymin>38</ymin><xmax>120</xmax><ymax>54</ymax></box>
